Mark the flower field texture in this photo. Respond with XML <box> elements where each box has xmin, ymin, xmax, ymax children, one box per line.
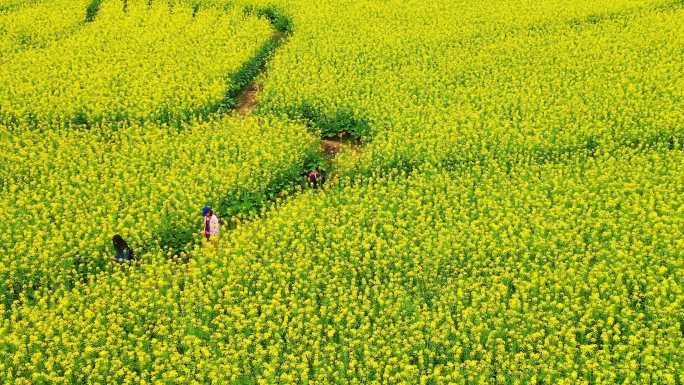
<box><xmin>0</xmin><ymin>116</ymin><xmax>317</xmax><ymax>311</ymax></box>
<box><xmin>252</xmin><ymin>0</ymin><xmax>684</xmax><ymax>175</ymax></box>
<box><xmin>0</xmin><ymin>0</ymin><xmax>320</xmax><ymax>309</ymax></box>
<box><xmin>2</xmin><ymin>149</ymin><xmax>683</xmax><ymax>384</ymax></box>
<box><xmin>0</xmin><ymin>0</ymin><xmax>90</xmax><ymax>59</ymax></box>
<box><xmin>0</xmin><ymin>0</ymin><xmax>273</xmax><ymax>128</ymax></box>
<box><xmin>2</xmin><ymin>0</ymin><xmax>684</xmax><ymax>384</ymax></box>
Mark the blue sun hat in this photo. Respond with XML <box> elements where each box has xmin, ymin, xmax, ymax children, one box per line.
<box><xmin>202</xmin><ymin>206</ymin><xmax>211</xmax><ymax>217</ymax></box>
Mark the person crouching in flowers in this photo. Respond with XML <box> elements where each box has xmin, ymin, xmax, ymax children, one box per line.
<box><xmin>112</xmin><ymin>234</ymin><xmax>135</xmax><ymax>262</ymax></box>
<box><xmin>307</xmin><ymin>169</ymin><xmax>323</xmax><ymax>188</ymax></box>
<box><xmin>202</xmin><ymin>206</ymin><xmax>220</xmax><ymax>242</ymax></box>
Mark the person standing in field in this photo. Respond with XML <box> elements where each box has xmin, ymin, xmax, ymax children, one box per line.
<box><xmin>203</xmin><ymin>206</ymin><xmax>220</xmax><ymax>242</ymax></box>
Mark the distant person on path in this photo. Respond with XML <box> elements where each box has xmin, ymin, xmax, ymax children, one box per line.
<box><xmin>112</xmin><ymin>234</ymin><xmax>135</xmax><ymax>262</ymax></box>
<box><xmin>307</xmin><ymin>169</ymin><xmax>323</xmax><ymax>188</ymax></box>
<box><xmin>203</xmin><ymin>206</ymin><xmax>220</xmax><ymax>242</ymax></box>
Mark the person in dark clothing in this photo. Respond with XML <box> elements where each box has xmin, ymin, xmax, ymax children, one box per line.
<box><xmin>112</xmin><ymin>234</ymin><xmax>135</xmax><ymax>262</ymax></box>
<box><xmin>307</xmin><ymin>169</ymin><xmax>324</xmax><ymax>188</ymax></box>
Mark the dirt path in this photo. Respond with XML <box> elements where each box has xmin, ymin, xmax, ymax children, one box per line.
<box><xmin>321</xmin><ymin>136</ymin><xmax>362</xmax><ymax>158</ymax></box>
<box><xmin>236</xmin><ymin>83</ymin><xmax>261</xmax><ymax>116</ymax></box>
<box><xmin>235</xmin><ymin>27</ymin><xmax>364</xmax><ymax>166</ymax></box>
<box><xmin>321</xmin><ymin>139</ymin><xmax>343</xmax><ymax>156</ymax></box>
<box><xmin>235</xmin><ymin>30</ymin><xmax>287</xmax><ymax>116</ymax></box>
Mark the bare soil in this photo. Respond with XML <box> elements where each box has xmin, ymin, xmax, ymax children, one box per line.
<box><xmin>235</xmin><ymin>32</ymin><xmax>284</xmax><ymax>117</ymax></box>
<box><xmin>236</xmin><ymin>83</ymin><xmax>261</xmax><ymax>116</ymax></box>
<box><xmin>321</xmin><ymin>133</ymin><xmax>363</xmax><ymax>157</ymax></box>
<box><xmin>321</xmin><ymin>139</ymin><xmax>343</xmax><ymax>156</ymax></box>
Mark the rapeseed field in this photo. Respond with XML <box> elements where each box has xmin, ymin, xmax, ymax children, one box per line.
<box><xmin>1</xmin><ymin>0</ymin><xmax>682</xmax><ymax>384</ymax></box>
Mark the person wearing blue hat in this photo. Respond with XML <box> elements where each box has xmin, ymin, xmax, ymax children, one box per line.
<box><xmin>203</xmin><ymin>206</ymin><xmax>220</xmax><ymax>242</ymax></box>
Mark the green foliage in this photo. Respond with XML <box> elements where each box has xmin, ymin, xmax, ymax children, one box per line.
<box><xmin>84</xmin><ymin>0</ymin><xmax>102</xmax><ymax>22</ymax></box>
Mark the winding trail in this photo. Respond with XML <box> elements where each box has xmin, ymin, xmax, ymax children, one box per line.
<box><xmin>235</xmin><ymin>29</ymin><xmax>286</xmax><ymax>116</ymax></box>
<box><xmin>236</xmin><ymin>83</ymin><xmax>261</xmax><ymax>116</ymax></box>
<box><xmin>3</xmin><ymin>3</ymin><xmax>365</xmax><ymax>313</ymax></box>
<box><xmin>233</xmin><ymin>16</ymin><xmax>364</xmax><ymax>169</ymax></box>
